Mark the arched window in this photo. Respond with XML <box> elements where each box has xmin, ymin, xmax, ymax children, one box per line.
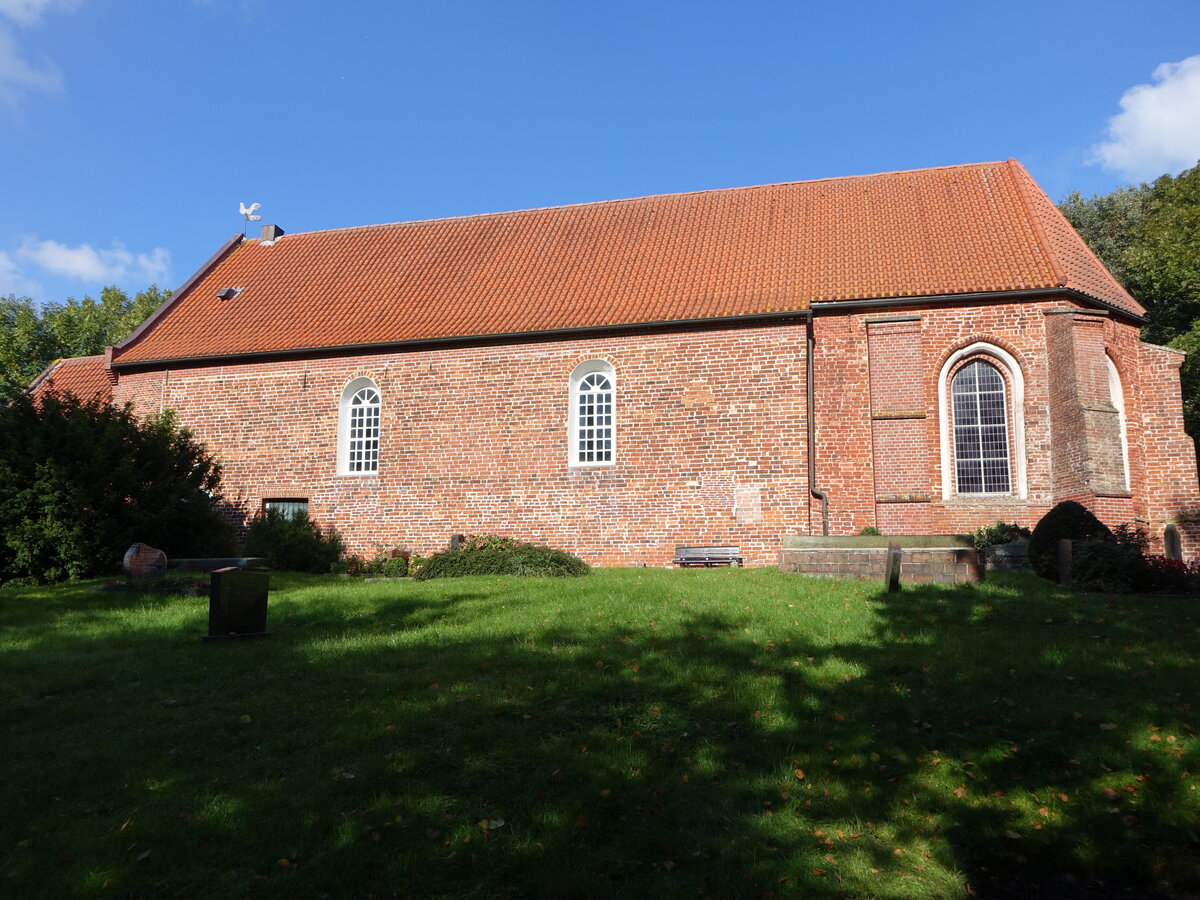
<box><xmin>338</xmin><ymin>377</ymin><xmax>381</xmax><ymax>475</ymax></box>
<box><xmin>951</xmin><ymin>359</ymin><xmax>1011</xmax><ymax>494</ymax></box>
<box><xmin>937</xmin><ymin>342</ymin><xmax>1027</xmax><ymax>499</ymax></box>
<box><xmin>569</xmin><ymin>361</ymin><xmax>615</xmax><ymax>466</ymax></box>
<box><xmin>1105</xmin><ymin>355</ymin><xmax>1130</xmax><ymax>491</ymax></box>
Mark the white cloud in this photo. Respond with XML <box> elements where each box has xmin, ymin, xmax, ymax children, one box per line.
<box><xmin>1092</xmin><ymin>55</ymin><xmax>1200</xmax><ymax>180</ymax></box>
<box><xmin>0</xmin><ymin>0</ymin><xmax>78</xmax><ymax>106</ymax></box>
<box><xmin>0</xmin><ymin>1</ymin><xmax>80</xmax><ymax>28</ymax></box>
<box><xmin>0</xmin><ymin>249</ymin><xmax>42</xmax><ymax>296</ymax></box>
<box><xmin>18</xmin><ymin>237</ymin><xmax>171</xmax><ymax>285</ymax></box>
<box><xmin>0</xmin><ymin>23</ymin><xmax>60</xmax><ymax>105</ymax></box>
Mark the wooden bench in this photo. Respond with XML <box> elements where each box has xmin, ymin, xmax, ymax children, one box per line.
<box><xmin>672</xmin><ymin>546</ymin><xmax>743</xmax><ymax>568</ymax></box>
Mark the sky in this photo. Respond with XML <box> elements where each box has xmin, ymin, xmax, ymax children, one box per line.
<box><xmin>1</xmin><ymin>0</ymin><xmax>1199</xmax><ymax>305</ymax></box>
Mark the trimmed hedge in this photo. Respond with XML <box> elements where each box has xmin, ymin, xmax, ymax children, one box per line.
<box><xmin>414</xmin><ymin>545</ymin><xmax>590</xmax><ymax>580</ymax></box>
<box><xmin>1028</xmin><ymin>501</ymin><xmax>1113</xmax><ymax>580</ymax></box>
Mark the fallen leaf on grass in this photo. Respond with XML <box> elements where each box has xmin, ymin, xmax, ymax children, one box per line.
<box><xmin>1099</xmin><ymin>723</ymin><xmax>1117</xmax><ymax>730</ymax></box>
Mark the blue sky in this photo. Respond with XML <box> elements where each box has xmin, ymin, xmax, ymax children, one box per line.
<box><xmin>1</xmin><ymin>0</ymin><xmax>1198</xmax><ymax>305</ymax></box>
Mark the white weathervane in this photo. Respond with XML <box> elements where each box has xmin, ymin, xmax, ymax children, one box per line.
<box><xmin>239</xmin><ymin>202</ymin><xmax>262</xmax><ymax>233</ymax></box>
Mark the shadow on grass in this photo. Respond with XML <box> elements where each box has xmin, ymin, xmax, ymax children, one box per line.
<box><xmin>1</xmin><ymin>571</ymin><xmax>1197</xmax><ymax>898</ymax></box>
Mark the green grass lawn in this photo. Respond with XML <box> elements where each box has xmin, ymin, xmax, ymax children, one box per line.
<box><xmin>2</xmin><ymin>568</ymin><xmax>1197</xmax><ymax>898</ymax></box>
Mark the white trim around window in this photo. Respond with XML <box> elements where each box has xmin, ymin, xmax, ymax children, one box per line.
<box><xmin>938</xmin><ymin>342</ymin><xmax>1027</xmax><ymax>500</ymax></box>
<box><xmin>568</xmin><ymin>360</ymin><xmax>616</xmax><ymax>467</ymax></box>
<box><xmin>337</xmin><ymin>376</ymin><xmax>381</xmax><ymax>475</ymax></box>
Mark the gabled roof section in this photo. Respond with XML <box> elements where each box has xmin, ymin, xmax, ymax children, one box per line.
<box><xmin>112</xmin><ymin>160</ymin><xmax>1141</xmax><ymax>366</ymax></box>
<box><xmin>1007</xmin><ymin>161</ymin><xmax>1145</xmax><ymax>316</ymax></box>
<box><xmin>27</xmin><ymin>355</ymin><xmax>113</xmax><ymax>403</ymax></box>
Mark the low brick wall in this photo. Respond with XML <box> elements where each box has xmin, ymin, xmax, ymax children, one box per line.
<box><xmin>779</xmin><ymin>539</ymin><xmax>983</xmax><ymax>584</ymax></box>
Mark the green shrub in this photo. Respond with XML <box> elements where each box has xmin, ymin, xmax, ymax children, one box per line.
<box><xmin>0</xmin><ymin>392</ymin><xmax>235</xmax><ymax>583</ymax></box>
<box><xmin>330</xmin><ymin>550</ymin><xmax>409</xmax><ymax>577</ymax></box>
<box><xmin>970</xmin><ymin>521</ymin><xmax>1032</xmax><ymax>550</ymax></box>
<box><xmin>414</xmin><ymin>544</ymin><xmax>590</xmax><ymax>580</ymax></box>
<box><xmin>330</xmin><ymin>554</ymin><xmax>365</xmax><ymax>575</ymax></box>
<box><xmin>381</xmin><ymin>556</ymin><xmax>409</xmax><ymax>578</ymax></box>
<box><xmin>1070</xmin><ymin>539</ymin><xmax>1145</xmax><ymax>592</ymax></box>
<box><xmin>243</xmin><ymin>509</ymin><xmax>345</xmax><ymax>573</ymax></box>
<box><xmin>1028</xmin><ymin>501</ymin><xmax>1113</xmax><ymax>580</ymax></box>
<box><xmin>857</xmin><ymin>526</ymin><xmax>882</xmax><ymax>536</ymax></box>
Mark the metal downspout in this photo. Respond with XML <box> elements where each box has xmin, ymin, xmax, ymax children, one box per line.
<box><xmin>806</xmin><ymin>313</ymin><xmax>829</xmax><ymax>535</ymax></box>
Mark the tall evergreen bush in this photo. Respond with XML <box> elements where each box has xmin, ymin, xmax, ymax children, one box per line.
<box><xmin>0</xmin><ymin>392</ymin><xmax>235</xmax><ymax>583</ymax></box>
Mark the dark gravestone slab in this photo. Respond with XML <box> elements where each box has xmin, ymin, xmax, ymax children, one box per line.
<box><xmin>1058</xmin><ymin>539</ymin><xmax>1073</xmax><ymax>588</ymax></box>
<box><xmin>885</xmin><ymin>542</ymin><xmax>902</xmax><ymax>592</ymax></box>
<box><xmin>205</xmin><ymin>567</ymin><xmax>271</xmax><ymax>640</ymax></box>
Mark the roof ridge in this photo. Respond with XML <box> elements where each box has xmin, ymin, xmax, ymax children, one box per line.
<box><xmin>251</xmin><ymin>160</ymin><xmax>1015</xmax><ymax>242</ymax></box>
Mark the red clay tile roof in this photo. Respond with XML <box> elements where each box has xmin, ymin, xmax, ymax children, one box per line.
<box><xmin>112</xmin><ymin>160</ymin><xmax>1141</xmax><ymax>366</ymax></box>
<box><xmin>27</xmin><ymin>355</ymin><xmax>113</xmax><ymax>402</ymax></box>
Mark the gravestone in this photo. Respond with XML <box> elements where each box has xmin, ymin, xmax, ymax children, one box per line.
<box><xmin>1164</xmin><ymin>524</ymin><xmax>1183</xmax><ymax>561</ymax></box>
<box><xmin>885</xmin><ymin>541</ymin><xmax>902</xmax><ymax>592</ymax></box>
<box><xmin>205</xmin><ymin>567</ymin><xmax>271</xmax><ymax>640</ymax></box>
<box><xmin>1057</xmin><ymin>538</ymin><xmax>1073</xmax><ymax>588</ymax></box>
<box><xmin>123</xmin><ymin>543</ymin><xmax>167</xmax><ymax>579</ymax></box>
<box><xmin>985</xmin><ymin>539</ymin><xmax>1030</xmax><ymax>571</ymax></box>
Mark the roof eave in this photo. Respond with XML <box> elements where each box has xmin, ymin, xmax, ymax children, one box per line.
<box><xmin>109</xmin><ymin>309</ymin><xmax>814</xmax><ymax>371</ymax></box>
<box><xmin>109</xmin><ymin>285</ymin><xmax>1146</xmax><ymax>372</ymax></box>
<box><xmin>813</xmin><ymin>287</ymin><xmax>1145</xmax><ymax>323</ymax></box>
<box><xmin>24</xmin><ymin>359</ymin><xmax>63</xmax><ymax>396</ymax></box>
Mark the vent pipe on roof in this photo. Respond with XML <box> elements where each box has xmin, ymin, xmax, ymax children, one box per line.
<box><xmin>260</xmin><ymin>224</ymin><xmax>285</xmax><ymax>243</ymax></box>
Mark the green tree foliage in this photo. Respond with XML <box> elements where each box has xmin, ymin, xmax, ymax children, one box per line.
<box><xmin>1059</xmin><ymin>183</ymin><xmax>1147</xmax><ymax>289</ymax></box>
<box><xmin>0</xmin><ymin>285</ymin><xmax>167</xmax><ymax>403</ymax></box>
<box><xmin>0</xmin><ymin>391</ymin><xmax>235</xmax><ymax>583</ymax></box>
<box><xmin>1060</xmin><ymin>163</ymin><xmax>1200</xmax><ymax>438</ymax></box>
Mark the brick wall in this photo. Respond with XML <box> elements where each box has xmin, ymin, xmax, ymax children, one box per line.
<box><xmin>111</xmin><ymin>295</ymin><xmax>1200</xmax><ymax>565</ymax></box>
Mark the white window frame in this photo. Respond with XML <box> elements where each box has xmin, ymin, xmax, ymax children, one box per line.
<box><xmin>568</xmin><ymin>360</ymin><xmax>616</xmax><ymax>467</ymax></box>
<box><xmin>337</xmin><ymin>376</ymin><xmax>382</xmax><ymax>476</ymax></box>
<box><xmin>938</xmin><ymin>342</ymin><xmax>1027</xmax><ymax>500</ymax></box>
<box><xmin>1106</xmin><ymin>354</ymin><xmax>1130</xmax><ymax>491</ymax></box>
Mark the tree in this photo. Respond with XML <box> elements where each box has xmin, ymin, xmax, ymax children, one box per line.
<box><xmin>0</xmin><ymin>391</ymin><xmax>235</xmax><ymax>583</ymax></box>
<box><xmin>1059</xmin><ymin>183</ymin><xmax>1148</xmax><ymax>289</ymax></box>
<box><xmin>0</xmin><ymin>284</ymin><xmax>168</xmax><ymax>404</ymax></box>
<box><xmin>1124</xmin><ymin>166</ymin><xmax>1200</xmax><ymax>344</ymax></box>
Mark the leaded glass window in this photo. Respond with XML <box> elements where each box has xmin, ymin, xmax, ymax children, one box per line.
<box><xmin>347</xmin><ymin>386</ymin><xmax>380</xmax><ymax>473</ymax></box>
<box><xmin>575</xmin><ymin>371</ymin><xmax>613</xmax><ymax>464</ymax></box>
<box><xmin>338</xmin><ymin>377</ymin><xmax>381</xmax><ymax>475</ymax></box>
<box><xmin>951</xmin><ymin>360</ymin><xmax>1011</xmax><ymax>494</ymax></box>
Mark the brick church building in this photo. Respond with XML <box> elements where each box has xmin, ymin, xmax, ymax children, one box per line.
<box><xmin>34</xmin><ymin>160</ymin><xmax>1200</xmax><ymax>565</ymax></box>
